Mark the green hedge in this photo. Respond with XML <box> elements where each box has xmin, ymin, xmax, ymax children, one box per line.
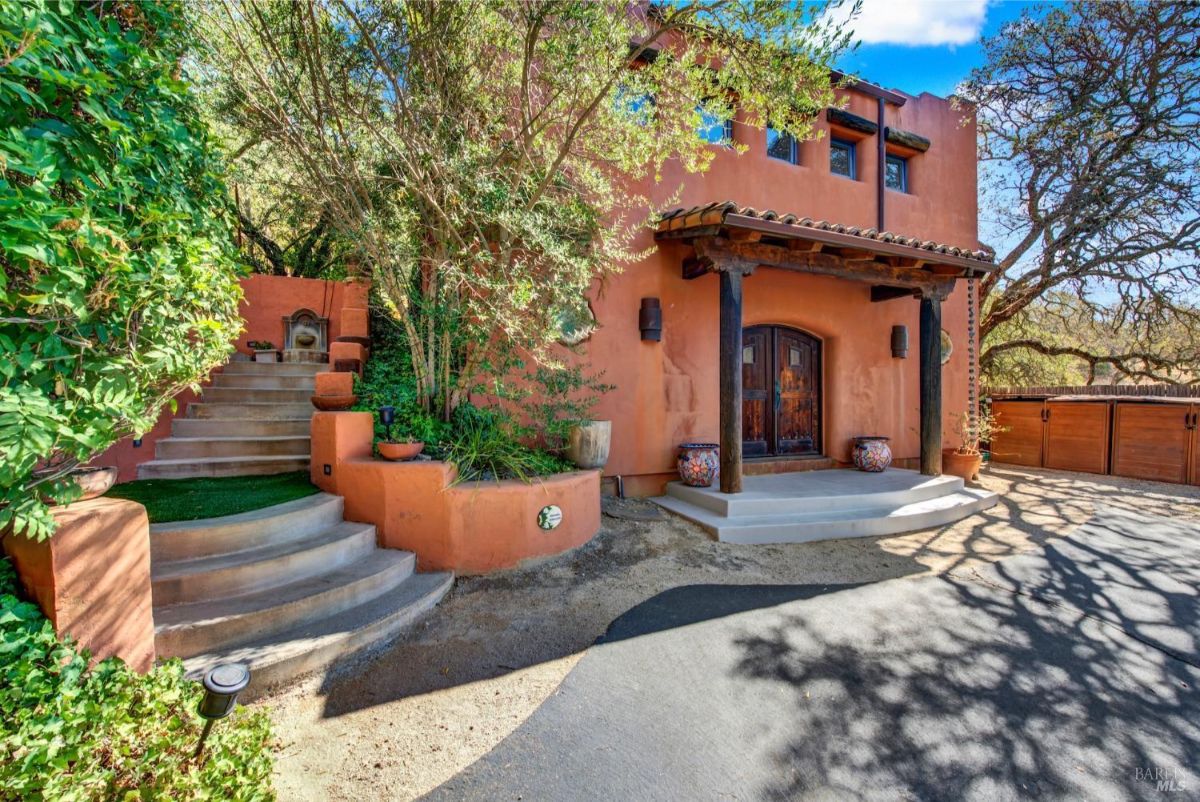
<box><xmin>0</xmin><ymin>558</ymin><xmax>275</xmax><ymax>801</ymax></box>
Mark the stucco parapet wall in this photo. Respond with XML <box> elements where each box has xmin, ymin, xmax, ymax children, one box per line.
<box><xmin>310</xmin><ymin>412</ymin><xmax>600</xmax><ymax>574</ymax></box>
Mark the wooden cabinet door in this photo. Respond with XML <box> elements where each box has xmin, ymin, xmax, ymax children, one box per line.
<box><xmin>775</xmin><ymin>328</ymin><xmax>821</xmax><ymax>456</ymax></box>
<box><xmin>1112</xmin><ymin>403</ymin><xmax>1191</xmax><ymax>484</ymax></box>
<box><xmin>741</xmin><ymin>326</ymin><xmax>771</xmax><ymax>457</ymax></box>
<box><xmin>1044</xmin><ymin>401</ymin><xmax>1110</xmax><ymax>474</ymax></box>
<box><xmin>990</xmin><ymin>400</ymin><xmax>1045</xmax><ymax>467</ymax></box>
<box><xmin>1189</xmin><ymin>405</ymin><xmax>1200</xmax><ymax>487</ymax></box>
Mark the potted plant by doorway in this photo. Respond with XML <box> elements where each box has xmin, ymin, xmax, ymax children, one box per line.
<box><xmin>944</xmin><ymin>411</ymin><xmax>1007</xmax><ymax>482</ymax></box>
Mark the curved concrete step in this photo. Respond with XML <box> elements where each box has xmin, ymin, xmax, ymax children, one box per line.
<box><xmin>155</xmin><ymin>435</ymin><xmax>312</xmax><ymax>460</ymax></box>
<box><xmin>187</xmin><ymin>402</ymin><xmax>315</xmax><ymax>420</ymax></box>
<box><xmin>151</xmin><ymin>493</ymin><xmax>344</xmax><ymax>563</ymax></box>
<box><xmin>136</xmin><ymin>454</ymin><xmax>310</xmax><ymax>479</ymax></box>
<box><xmin>211</xmin><ymin>374</ymin><xmax>316</xmax><ymax>390</ymax></box>
<box><xmin>201</xmin><ymin>387</ymin><xmax>316</xmax><ymax>404</ymax></box>
<box><xmin>152</xmin><ymin>521</ymin><xmax>376</xmax><ymax>606</ymax></box>
<box><xmin>181</xmin><ymin>571</ymin><xmax>454</xmax><ymax>697</ymax></box>
<box><xmin>156</xmin><ymin>550</ymin><xmax>416</xmax><ymax>658</ymax></box>
<box><xmin>170</xmin><ymin>418</ymin><xmax>311</xmax><ymax>438</ymax></box>
<box><xmin>654</xmin><ymin>486</ymin><xmax>999</xmax><ymax>545</ymax></box>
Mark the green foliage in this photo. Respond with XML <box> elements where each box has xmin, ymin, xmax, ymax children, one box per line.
<box><xmin>0</xmin><ymin>0</ymin><xmax>245</xmax><ymax>539</ymax></box>
<box><xmin>438</xmin><ymin>407</ymin><xmax>575</xmax><ymax>482</ymax></box>
<box><xmin>107</xmin><ymin>472</ymin><xmax>319</xmax><ymax>524</ymax></box>
<box><xmin>204</xmin><ymin>1</ymin><xmax>854</xmax><ymax>418</ymax></box>
<box><xmin>0</xmin><ymin>558</ymin><xmax>274</xmax><ymax>801</ymax></box>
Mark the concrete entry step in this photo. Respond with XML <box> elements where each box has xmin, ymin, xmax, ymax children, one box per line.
<box><xmin>170</xmin><ymin>418</ymin><xmax>311</xmax><ymax>438</ymax></box>
<box><xmin>152</xmin><ymin>521</ymin><xmax>376</xmax><ymax>606</ymax></box>
<box><xmin>653</xmin><ymin>468</ymin><xmax>999</xmax><ymax>545</ymax></box>
<box><xmin>186</xmin><ymin>402</ymin><xmax>316</xmax><ymax>420</ymax></box>
<box><xmin>154</xmin><ymin>435</ymin><xmax>311</xmax><ymax>460</ymax></box>
<box><xmin>180</xmin><ymin>570</ymin><xmax>453</xmax><ymax>697</ymax></box>
<box><xmin>136</xmin><ymin>454</ymin><xmax>310</xmax><ymax>479</ymax></box>
<box><xmin>150</xmin><ymin>493</ymin><xmax>344</xmax><ymax>563</ymax></box>
<box><xmin>155</xmin><ymin>550</ymin><xmax>417</xmax><ymax>659</ymax></box>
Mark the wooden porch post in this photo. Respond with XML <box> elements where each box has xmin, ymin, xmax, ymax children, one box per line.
<box><xmin>919</xmin><ymin>291</ymin><xmax>943</xmax><ymax>476</ymax></box>
<box><xmin>719</xmin><ymin>269</ymin><xmax>744</xmax><ymax>493</ymax></box>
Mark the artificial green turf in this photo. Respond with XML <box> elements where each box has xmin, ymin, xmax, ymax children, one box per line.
<box><xmin>106</xmin><ymin>471</ymin><xmax>320</xmax><ymax>523</ymax></box>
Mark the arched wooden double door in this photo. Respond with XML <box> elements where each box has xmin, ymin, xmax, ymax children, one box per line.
<box><xmin>742</xmin><ymin>325</ymin><xmax>822</xmax><ymax>457</ymax></box>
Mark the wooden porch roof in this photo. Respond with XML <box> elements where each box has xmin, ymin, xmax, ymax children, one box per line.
<box><xmin>656</xmin><ymin>201</ymin><xmax>996</xmax><ymax>277</ymax></box>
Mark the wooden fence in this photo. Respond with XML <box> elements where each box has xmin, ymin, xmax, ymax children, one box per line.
<box><xmin>986</xmin><ymin>396</ymin><xmax>1200</xmax><ymax>486</ymax></box>
<box><xmin>987</xmin><ymin>384</ymin><xmax>1200</xmax><ymax>399</ymax></box>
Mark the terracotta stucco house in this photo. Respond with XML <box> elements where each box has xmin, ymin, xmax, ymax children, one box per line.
<box><xmin>584</xmin><ymin>76</ymin><xmax>994</xmax><ymax>498</ymax></box>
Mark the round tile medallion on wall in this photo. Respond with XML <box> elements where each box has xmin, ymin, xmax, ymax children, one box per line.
<box><xmin>538</xmin><ymin>505</ymin><xmax>563</xmax><ymax>531</ymax></box>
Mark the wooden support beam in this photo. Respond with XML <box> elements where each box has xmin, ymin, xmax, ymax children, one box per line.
<box><xmin>787</xmin><ymin>239</ymin><xmax>824</xmax><ymax>252</ymax></box>
<box><xmin>655</xmin><ymin>224</ymin><xmax>723</xmax><ymax>242</ymax></box>
<box><xmin>919</xmin><ymin>293</ymin><xmax>943</xmax><ymax>476</ymax></box>
<box><xmin>729</xmin><ymin>229</ymin><xmax>763</xmax><ymax>242</ymax></box>
<box><xmin>719</xmin><ymin>269</ymin><xmax>744</xmax><ymax>494</ymax></box>
<box><xmin>834</xmin><ymin>248</ymin><xmax>877</xmax><ymax>261</ymax></box>
<box><xmin>682</xmin><ymin>256</ymin><xmax>710</xmax><ymax>280</ymax></box>
<box><xmin>870</xmin><ymin>285</ymin><xmax>916</xmax><ymax>303</ymax></box>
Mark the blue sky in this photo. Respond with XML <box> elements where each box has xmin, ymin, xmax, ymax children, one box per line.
<box><xmin>829</xmin><ymin>0</ymin><xmax>1064</xmax><ymax>98</ymax></box>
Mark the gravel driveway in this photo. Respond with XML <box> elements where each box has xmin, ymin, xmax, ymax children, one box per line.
<box><xmin>263</xmin><ymin>466</ymin><xmax>1200</xmax><ymax>801</ymax></box>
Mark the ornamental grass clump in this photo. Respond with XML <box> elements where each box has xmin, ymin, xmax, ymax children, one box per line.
<box><xmin>0</xmin><ymin>559</ymin><xmax>275</xmax><ymax>801</ymax></box>
<box><xmin>0</xmin><ymin>0</ymin><xmax>245</xmax><ymax>540</ymax></box>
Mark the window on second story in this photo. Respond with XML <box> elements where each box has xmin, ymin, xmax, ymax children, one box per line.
<box><xmin>696</xmin><ymin>106</ymin><xmax>733</xmax><ymax>146</ymax></box>
<box><xmin>615</xmin><ymin>84</ymin><xmax>654</xmax><ymax>126</ymax></box>
<box><xmin>830</xmin><ymin>138</ymin><xmax>856</xmax><ymax>179</ymax></box>
<box><xmin>886</xmin><ymin>154</ymin><xmax>909</xmax><ymax>192</ymax></box>
<box><xmin>766</xmin><ymin>125</ymin><xmax>798</xmax><ymax>164</ymax></box>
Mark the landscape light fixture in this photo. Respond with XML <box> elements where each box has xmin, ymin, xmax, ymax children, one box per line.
<box><xmin>194</xmin><ymin>663</ymin><xmax>251</xmax><ymax>760</ymax></box>
<box><xmin>379</xmin><ymin>406</ymin><xmax>396</xmax><ymax>442</ymax></box>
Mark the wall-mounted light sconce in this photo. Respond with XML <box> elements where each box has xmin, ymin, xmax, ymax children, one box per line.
<box><xmin>639</xmin><ymin>298</ymin><xmax>662</xmax><ymax>341</ymax></box>
<box><xmin>891</xmin><ymin>325</ymin><xmax>908</xmax><ymax>359</ymax></box>
<box><xmin>132</xmin><ymin>438</ymin><xmax>143</xmax><ymax>448</ymax></box>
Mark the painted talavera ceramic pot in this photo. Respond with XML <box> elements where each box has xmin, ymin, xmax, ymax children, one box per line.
<box><xmin>677</xmin><ymin>442</ymin><xmax>720</xmax><ymax>487</ymax></box>
<box><xmin>852</xmin><ymin>436</ymin><xmax>892</xmax><ymax>472</ymax></box>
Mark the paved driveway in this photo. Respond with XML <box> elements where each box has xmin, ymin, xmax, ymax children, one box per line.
<box><xmin>425</xmin><ymin>506</ymin><xmax>1200</xmax><ymax>801</ymax></box>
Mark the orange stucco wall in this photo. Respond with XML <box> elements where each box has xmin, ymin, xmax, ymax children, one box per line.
<box><xmin>585</xmin><ymin>88</ymin><xmax>980</xmax><ymax>495</ymax></box>
<box><xmin>93</xmin><ymin>274</ymin><xmax>368</xmax><ymax>482</ymax></box>
<box><xmin>311</xmin><ymin>412</ymin><xmax>600</xmax><ymax>573</ymax></box>
<box><xmin>2</xmin><ymin>498</ymin><xmax>156</xmax><ymax>672</ymax></box>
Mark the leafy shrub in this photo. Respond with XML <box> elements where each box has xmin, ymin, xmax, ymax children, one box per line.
<box><xmin>0</xmin><ymin>558</ymin><xmax>274</xmax><ymax>801</ymax></box>
<box><xmin>0</xmin><ymin>0</ymin><xmax>245</xmax><ymax>539</ymax></box>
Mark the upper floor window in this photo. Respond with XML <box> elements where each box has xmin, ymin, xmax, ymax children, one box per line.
<box><xmin>830</xmin><ymin>138</ymin><xmax>856</xmax><ymax>179</ymax></box>
<box><xmin>697</xmin><ymin>106</ymin><xmax>733</xmax><ymax>146</ymax></box>
<box><xmin>886</xmin><ymin>154</ymin><xmax>909</xmax><ymax>192</ymax></box>
<box><xmin>615</xmin><ymin>85</ymin><xmax>654</xmax><ymax>126</ymax></box>
<box><xmin>766</xmin><ymin>125</ymin><xmax>798</xmax><ymax>164</ymax></box>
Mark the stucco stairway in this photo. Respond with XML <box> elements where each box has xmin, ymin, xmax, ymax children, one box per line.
<box><xmin>137</xmin><ymin>361</ymin><xmax>322</xmax><ymax>480</ymax></box>
<box><xmin>653</xmin><ymin>468</ymin><xmax>998</xmax><ymax>544</ymax></box>
<box><xmin>151</xmin><ymin>493</ymin><xmax>452</xmax><ymax>694</ymax></box>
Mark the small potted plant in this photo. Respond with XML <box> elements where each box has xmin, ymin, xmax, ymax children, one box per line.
<box><xmin>944</xmin><ymin>411</ymin><xmax>1007</xmax><ymax>481</ymax></box>
<box><xmin>375</xmin><ymin>405</ymin><xmax>424</xmax><ymax>461</ymax></box>
<box><xmin>247</xmin><ymin>340</ymin><xmax>279</xmax><ymax>363</ymax></box>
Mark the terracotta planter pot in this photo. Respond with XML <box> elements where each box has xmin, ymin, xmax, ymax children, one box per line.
<box><xmin>254</xmin><ymin>349</ymin><xmax>279</xmax><ymax>363</ymax></box>
<box><xmin>677</xmin><ymin>442</ymin><xmax>719</xmax><ymax>487</ymax></box>
<box><xmin>852</xmin><ymin>436</ymin><xmax>893</xmax><ymax>472</ymax></box>
<box><xmin>942</xmin><ymin>448</ymin><xmax>982</xmax><ymax>481</ymax></box>
<box><xmin>378</xmin><ymin>441</ymin><xmax>424</xmax><ymax>461</ymax></box>
<box><xmin>74</xmin><ymin>466</ymin><xmax>119</xmax><ymax>500</ymax></box>
<box><xmin>311</xmin><ymin>394</ymin><xmax>357</xmax><ymax>411</ymax></box>
<box><xmin>565</xmin><ymin>420</ymin><xmax>611</xmax><ymax>470</ymax></box>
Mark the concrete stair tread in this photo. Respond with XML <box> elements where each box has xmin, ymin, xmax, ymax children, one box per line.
<box><xmin>181</xmin><ymin>571</ymin><xmax>455</xmax><ymax>692</ymax></box>
<box><xmin>141</xmin><ymin>454</ymin><xmax>310</xmax><ymax>467</ymax></box>
<box><xmin>153</xmin><ymin>520</ymin><xmax>373</xmax><ymax>583</ymax></box>
<box><xmin>156</xmin><ymin>550</ymin><xmax>415</xmax><ymax>629</ymax></box>
<box><xmin>151</xmin><ymin>493</ymin><xmax>343</xmax><ymax>562</ymax></box>
<box><xmin>157</xmin><ymin>435</ymin><xmax>311</xmax><ymax>443</ymax></box>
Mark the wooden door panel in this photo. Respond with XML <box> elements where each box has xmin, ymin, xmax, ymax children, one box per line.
<box><xmin>775</xmin><ymin>328</ymin><xmax>820</xmax><ymax>455</ymax></box>
<box><xmin>741</xmin><ymin>327</ymin><xmax>771</xmax><ymax>457</ymax></box>
<box><xmin>1045</xmin><ymin>401</ymin><xmax>1110</xmax><ymax>474</ymax></box>
<box><xmin>1112</xmin><ymin>403</ymin><xmax>1190</xmax><ymax>484</ymax></box>
<box><xmin>989</xmin><ymin>401</ymin><xmax>1045</xmax><ymax>467</ymax></box>
<box><xmin>1190</xmin><ymin>405</ymin><xmax>1200</xmax><ymax>487</ymax></box>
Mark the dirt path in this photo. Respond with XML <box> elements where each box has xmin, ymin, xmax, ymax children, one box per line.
<box><xmin>262</xmin><ymin>466</ymin><xmax>1200</xmax><ymax>801</ymax></box>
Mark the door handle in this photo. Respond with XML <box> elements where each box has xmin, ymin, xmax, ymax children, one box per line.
<box><xmin>774</xmin><ymin>380</ymin><xmax>781</xmax><ymax>413</ymax></box>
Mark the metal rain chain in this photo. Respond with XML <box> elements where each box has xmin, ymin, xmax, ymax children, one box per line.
<box><xmin>966</xmin><ymin>273</ymin><xmax>979</xmax><ymax>442</ymax></box>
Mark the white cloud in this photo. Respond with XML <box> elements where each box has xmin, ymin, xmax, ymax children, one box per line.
<box><xmin>825</xmin><ymin>0</ymin><xmax>989</xmax><ymax>47</ymax></box>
